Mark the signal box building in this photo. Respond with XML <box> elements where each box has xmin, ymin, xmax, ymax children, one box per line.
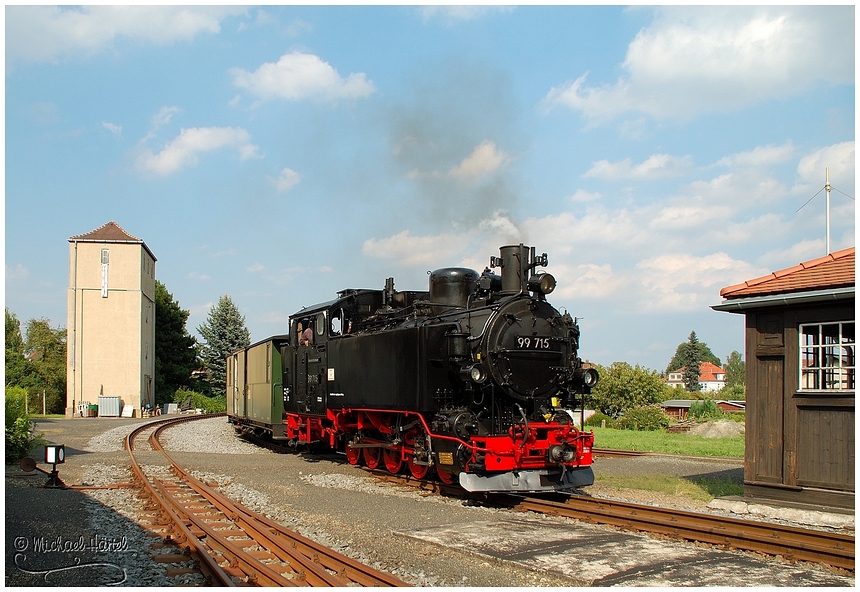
<box><xmin>713</xmin><ymin>247</ymin><xmax>854</xmax><ymax>508</ymax></box>
<box><xmin>67</xmin><ymin>222</ymin><xmax>157</xmax><ymax>416</ymax></box>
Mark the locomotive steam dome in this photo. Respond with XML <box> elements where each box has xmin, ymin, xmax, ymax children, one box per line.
<box><xmin>429</xmin><ymin>267</ymin><xmax>478</xmax><ymax>309</ymax></box>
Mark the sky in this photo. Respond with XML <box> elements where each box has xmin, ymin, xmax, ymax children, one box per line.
<box><xmin>4</xmin><ymin>5</ymin><xmax>856</xmax><ymax>373</ymax></box>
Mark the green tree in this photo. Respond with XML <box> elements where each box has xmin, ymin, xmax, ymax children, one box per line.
<box><xmin>154</xmin><ymin>281</ymin><xmax>199</xmax><ymax>405</ymax></box>
<box><xmin>586</xmin><ymin>362</ymin><xmax>674</xmax><ymax>418</ymax></box>
<box><xmin>681</xmin><ymin>331</ymin><xmax>702</xmax><ymax>393</ymax></box>
<box><xmin>197</xmin><ymin>295</ymin><xmax>250</xmax><ymax>398</ymax></box>
<box><xmin>666</xmin><ymin>333</ymin><xmax>720</xmax><ymax>374</ymax></box>
<box><xmin>16</xmin><ymin>319</ymin><xmax>67</xmax><ymax>414</ymax></box>
<box><xmin>724</xmin><ymin>351</ymin><xmax>745</xmax><ymax>389</ymax></box>
<box><xmin>5</xmin><ymin>309</ymin><xmax>26</xmax><ymax>387</ymax></box>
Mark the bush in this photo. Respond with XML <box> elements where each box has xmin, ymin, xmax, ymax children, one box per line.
<box><xmin>584</xmin><ymin>412</ymin><xmax>615</xmax><ymax>428</ymax></box>
<box><xmin>5</xmin><ymin>386</ymin><xmax>46</xmax><ymax>463</ymax></box>
<box><xmin>615</xmin><ymin>405</ymin><xmax>670</xmax><ymax>431</ymax></box>
<box><xmin>689</xmin><ymin>399</ymin><xmax>722</xmax><ymax>421</ymax></box>
<box><xmin>173</xmin><ymin>388</ymin><xmax>226</xmax><ymax>414</ymax></box>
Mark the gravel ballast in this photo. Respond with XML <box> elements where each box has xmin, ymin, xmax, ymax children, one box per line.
<box><xmin>6</xmin><ymin>416</ymin><xmax>854</xmax><ymax>587</ymax></box>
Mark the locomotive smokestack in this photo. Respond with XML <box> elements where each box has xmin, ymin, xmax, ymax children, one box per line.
<box><xmin>493</xmin><ymin>244</ymin><xmax>530</xmax><ymax>294</ymax></box>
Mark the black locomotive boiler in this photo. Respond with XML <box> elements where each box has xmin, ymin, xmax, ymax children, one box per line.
<box><xmin>227</xmin><ymin>244</ymin><xmax>599</xmax><ymax>493</ymax></box>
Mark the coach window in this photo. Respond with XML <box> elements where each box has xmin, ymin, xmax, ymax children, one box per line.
<box><xmin>800</xmin><ymin>321</ymin><xmax>855</xmax><ymax>391</ymax></box>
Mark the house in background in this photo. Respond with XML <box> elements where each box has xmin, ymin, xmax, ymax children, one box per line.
<box><xmin>666</xmin><ymin>361</ymin><xmax>727</xmax><ymax>392</ymax></box>
<box><xmin>713</xmin><ymin>246</ymin><xmax>854</xmax><ymax>509</ymax></box>
<box><xmin>67</xmin><ymin>222</ymin><xmax>157</xmax><ymax>417</ymax></box>
<box><xmin>661</xmin><ymin>399</ymin><xmax>745</xmax><ymax>420</ymax></box>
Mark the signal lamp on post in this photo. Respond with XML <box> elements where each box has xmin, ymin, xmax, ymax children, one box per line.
<box><xmin>19</xmin><ymin>444</ymin><xmax>67</xmax><ymax>488</ymax></box>
<box><xmin>45</xmin><ymin>444</ymin><xmax>65</xmax><ymax>465</ymax></box>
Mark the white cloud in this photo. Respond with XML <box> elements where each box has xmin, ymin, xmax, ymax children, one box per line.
<box><xmin>231</xmin><ymin>51</ymin><xmax>375</xmax><ymax>103</ymax></box>
<box><xmin>363</xmin><ymin>231</ymin><xmax>466</xmax><ymax>266</ymax></box>
<box><xmin>545</xmin><ymin>6</ymin><xmax>854</xmax><ymax>123</ymax></box>
<box><xmin>553</xmin><ymin>263</ymin><xmax>626</xmax><ymax>300</ymax></box>
<box><xmin>447</xmin><ymin>141</ymin><xmax>511</xmax><ymax>181</ymax></box>
<box><xmin>635</xmin><ymin>253</ymin><xmax>765</xmax><ymax>311</ymax></box>
<box><xmin>136</xmin><ymin>127</ymin><xmax>262</xmax><ymax>176</ymax></box>
<box><xmin>247</xmin><ymin>263</ymin><xmax>265</xmax><ymax>273</ymax></box>
<box><xmin>271</xmin><ymin>168</ymin><xmax>301</xmax><ymax>192</ymax></box>
<box><xmin>152</xmin><ymin>106</ymin><xmax>181</xmax><ymax>129</ymax></box>
<box><xmin>714</xmin><ymin>142</ymin><xmax>795</xmax><ymax>168</ymax></box>
<box><xmin>188</xmin><ymin>272</ymin><xmax>212</xmax><ymax>281</ymax></box>
<box><xmin>583</xmin><ymin>154</ymin><xmax>694</xmax><ymax>180</ymax></box>
<box><xmin>6</xmin><ymin>6</ymin><xmax>244</xmax><ymax>65</ymax></box>
<box><xmin>101</xmin><ymin>122</ymin><xmax>122</xmax><ymax>137</ymax></box>
<box><xmin>795</xmin><ymin>141</ymin><xmax>855</xmax><ymax>190</ymax></box>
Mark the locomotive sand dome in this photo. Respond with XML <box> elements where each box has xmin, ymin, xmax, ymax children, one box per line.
<box><xmin>227</xmin><ymin>244</ymin><xmax>599</xmax><ymax>493</ymax></box>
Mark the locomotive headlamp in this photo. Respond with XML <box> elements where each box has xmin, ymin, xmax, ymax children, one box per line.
<box><xmin>461</xmin><ymin>364</ymin><xmax>487</xmax><ymax>384</ymax></box>
<box><xmin>527</xmin><ymin>272</ymin><xmax>556</xmax><ymax>295</ymax></box>
<box><xmin>574</xmin><ymin>367</ymin><xmax>600</xmax><ymax>388</ymax></box>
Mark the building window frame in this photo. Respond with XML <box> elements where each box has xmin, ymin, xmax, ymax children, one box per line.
<box><xmin>799</xmin><ymin>321</ymin><xmax>855</xmax><ymax>392</ymax></box>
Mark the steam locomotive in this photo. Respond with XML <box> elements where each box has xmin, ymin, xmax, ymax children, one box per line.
<box><xmin>227</xmin><ymin>244</ymin><xmax>598</xmax><ymax>493</ymax></box>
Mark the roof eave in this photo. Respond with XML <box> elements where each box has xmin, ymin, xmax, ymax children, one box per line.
<box><xmin>711</xmin><ymin>286</ymin><xmax>855</xmax><ymax>313</ymax></box>
<box><xmin>69</xmin><ymin>236</ymin><xmax>157</xmax><ymax>262</ymax></box>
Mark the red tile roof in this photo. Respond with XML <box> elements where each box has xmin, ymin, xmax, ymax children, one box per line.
<box><xmin>69</xmin><ymin>221</ymin><xmax>156</xmax><ymax>261</ymax></box>
<box><xmin>720</xmin><ymin>247</ymin><xmax>854</xmax><ymax>299</ymax></box>
<box><xmin>669</xmin><ymin>361</ymin><xmax>726</xmax><ymax>382</ymax></box>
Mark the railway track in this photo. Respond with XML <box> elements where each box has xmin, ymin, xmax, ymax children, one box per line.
<box><xmin>593</xmin><ymin>448</ymin><xmax>743</xmax><ymax>462</ymax></box>
<box><xmin>369</xmin><ymin>471</ymin><xmax>854</xmax><ymax>572</ymax></box>
<box><xmin>125</xmin><ymin>414</ymin><xmax>407</xmax><ymax>586</ymax></box>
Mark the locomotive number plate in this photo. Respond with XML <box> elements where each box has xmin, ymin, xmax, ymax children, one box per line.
<box><xmin>438</xmin><ymin>452</ymin><xmax>454</xmax><ymax>465</ymax></box>
<box><xmin>516</xmin><ymin>336</ymin><xmax>554</xmax><ymax>349</ymax></box>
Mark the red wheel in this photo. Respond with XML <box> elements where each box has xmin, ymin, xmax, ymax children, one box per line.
<box><xmin>436</xmin><ymin>465</ymin><xmax>456</xmax><ymax>485</ymax></box>
<box><xmin>407</xmin><ymin>456</ymin><xmax>430</xmax><ymax>479</ymax></box>
<box><xmin>363</xmin><ymin>447</ymin><xmax>381</xmax><ymax>469</ymax></box>
<box><xmin>345</xmin><ymin>443</ymin><xmax>361</xmax><ymax>465</ymax></box>
<box><xmin>383</xmin><ymin>448</ymin><xmax>403</xmax><ymax>474</ymax></box>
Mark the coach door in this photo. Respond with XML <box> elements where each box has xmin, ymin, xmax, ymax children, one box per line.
<box><xmin>294</xmin><ymin>312</ymin><xmax>328</xmax><ymax>416</ymax></box>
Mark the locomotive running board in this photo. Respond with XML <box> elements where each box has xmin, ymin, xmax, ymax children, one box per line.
<box><xmin>458</xmin><ymin>467</ymin><xmax>595</xmax><ymax>493</ymax></box>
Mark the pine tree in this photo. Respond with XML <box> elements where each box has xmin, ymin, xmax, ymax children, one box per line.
<box><xmin>681</xmin><ymin>331</ymin><xmax>702</xmax><ymax>393</ymax></box>
<box><xmin>197</xmin><ymin>295</ymin><xmax>250</xmax><ymax>398</ymax></box>
<box><xmin>154</xmin><ymin>281</ymin><xmax>199</xmax><ymax>405</ymax></box>
<box><xmin>665</xmin><ymin>337</ymin><xmax>720</xmax><ymax>375</ymax></box>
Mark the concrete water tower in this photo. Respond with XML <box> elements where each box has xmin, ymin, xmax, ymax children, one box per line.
<box><xmin>66</xmin><ymin>222</ymin><xmax>157</xmax><ymax>416</ymax></box>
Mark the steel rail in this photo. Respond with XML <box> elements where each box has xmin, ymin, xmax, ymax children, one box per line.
<box><xmin>367</xmin><ymin>469</ymin><xmax>853</xmax><ymax>571</ymax></box>
<box><xmin>124</xmin><ymin>417</ymin><xmax>236</xmax><ymax>586</ymax></box>
<box><xmin>150</xmin><ymin>477</ymin><xmax>303</xmax><ymax>586</ymax></box>
<box><xmin>150</xmin><ymin>421</ymin><xmax>405</xmax><ymax>586</ymax></box>
<box><xmin>593</xmin><ymin>448</ymin><xmax>743</xmax><ymax>463</ymax></box>
<box><xmin>130</xmin><ymin>414</ymin><xmax>406</xmax><ymax>587</ymax></box>
<box><xmin>493</xmin><ymin>493</ymin><xmax>854</xmax><ymax>571</ymax></box>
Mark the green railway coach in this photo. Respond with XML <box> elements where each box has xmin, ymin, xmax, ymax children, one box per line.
<box><xmin>226</xmin><ymin>335</ymin><xmax>290</xmax><ymax>438</ymax></box>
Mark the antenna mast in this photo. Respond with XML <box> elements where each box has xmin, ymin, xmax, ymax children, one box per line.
<box><xmin>825</xmin><ymin>167</ymin><xmax>831</xmax><ymax>255</ymax></box>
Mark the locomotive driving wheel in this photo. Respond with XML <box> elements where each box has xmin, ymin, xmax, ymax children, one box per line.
<box><xmin>345</xmin><ymin>440</ymin><xmax>361</xmax><ymax>465</ymax></box>
<box><xmin>436</xmin><ymin>465</ymin><xmax>456</xmax><ymax>485</ymax></box>
<box><xmin>407</xmin><ymin>456</ymin><xmax>429</xmax><ymax>479</ymax></box>
<box><xmin>383</xmin><ymin>448</ymin><xmax>403</xmax><ymax>474</ymax></box>
<box><xmin>363</xmin><ymin>447</ymin><xmax>381</xmax><ymax>469</ymax></box>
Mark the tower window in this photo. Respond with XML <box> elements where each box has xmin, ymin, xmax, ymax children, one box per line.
<box><xmin>101</xmin><ymin>249</ymin><xmax>109</xmax><ymax>264</ymax></box>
